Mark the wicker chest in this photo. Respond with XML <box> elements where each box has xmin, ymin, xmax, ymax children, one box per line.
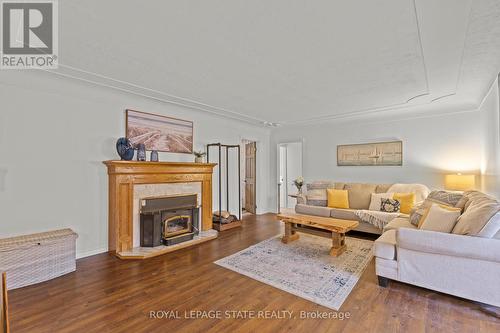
<box><xmin>0</xmin><ymin>229</ymin><xmax>78</xmax><ymax>290</ymax></box>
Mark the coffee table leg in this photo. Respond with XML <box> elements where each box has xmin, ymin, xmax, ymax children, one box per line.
<box><xmin>281</xmin><ymin>222</ymin><xmax>299</xmax><ymax>244</ymax></box>
<box><xmin>330</xmin><ymin>232</ymin><xmax>346</xmax><ymax>256</ymax></box>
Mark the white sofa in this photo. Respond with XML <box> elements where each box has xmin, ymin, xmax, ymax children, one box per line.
<box><xmin>375</xmin><ymin>192</ymin><xmax>500</xmax><ymax>307</ymax></box>
<box><xmin>295</xmin><ymin>181</ymin><xmax>429</xmax><ymax>235</ymax></box>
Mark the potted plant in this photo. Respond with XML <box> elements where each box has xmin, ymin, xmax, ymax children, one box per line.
<box><xmin>194</xmin><ymin>151</ymin><xmax>206</xmax><ymax>163</ymax></box>
<box><xmin>293</xmin><ymin>176</ymin><xmax>304</xmax><ymax>194</ymax></box>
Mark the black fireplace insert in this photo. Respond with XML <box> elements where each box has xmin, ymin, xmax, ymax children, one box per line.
<box><xmin>140</xmin><ymin>194</ymin><xmax>199</xmax><ymax>247</ymax></box>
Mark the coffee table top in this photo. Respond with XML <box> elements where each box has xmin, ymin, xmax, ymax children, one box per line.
<box><xmin>277</xmin><ymin>209</ymin><xmax>359</xmax><ymax>233</ymax></box>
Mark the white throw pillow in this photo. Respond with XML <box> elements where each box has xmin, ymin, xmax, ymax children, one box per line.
<box><xmin>369</xmin><ymin>193</ymin><xmax>394</xmax><ymax>211</ymax></box>
<box><xmin>418</xmin><ymin>203</ymin><xmax>461</xmax><ymax>233</ymax></box>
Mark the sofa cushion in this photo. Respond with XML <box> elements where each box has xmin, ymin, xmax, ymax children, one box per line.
<box><xmin>345</xmin><ymin>183</ymin><xmax>377</xmax><ymax>209</ymax></box>
<box><xmin>305</xmin><ymin>181</ymin><xmax>335</xmax><ymax>206</ymax></box>
<box><xmin>327</xmin><ymin>189</ymin><xmax>349</xmax><ymax>208</ymax></box>
<box><xmin>387</xmin><ymin>183</ymin><xmax>430</xmax><ymax>203</ymax></box>
<box><xmin>452</xmin><ymin>191</ymin><xmax>500</xmax><ymax>236</ymax></box>
<box><xmin>345</xmin><ymin>183</ymin><xmax>378</xmax><ymax>192</ymax></box>
<box><xmin>418</xmin><ymin>203</ymin><xmax>461</xmax><ymax>233</ymax></box>
<box><xmin>306</xmin><ymin>181</ymin><xmax>335</xmax><ymax>191</ymax></box>
<box><xmin>409</xmin><ymin>190</ymin><xmax>465</xmax><ymax>226</ymax></box>
<box><xmin>305</xmin><ymin>189</ymin><xmax>328</xmax><ymax>206</ymax></box>
<box><xmin>369</xmin><ymin>192</ymin><xmax>394</xmax><ymax>211</ymax></box>
<box><xmin>356</xmin><ymin>222</ymin><xmax>383</xmax><ymax>234</ymax></box>
<box><xmin>334</xmin><ymin>182</ymin><xmax>347</xmax><ymax>190</ymax></box>
<box><xmin>374</xmin><ymin>229</ymin><xmax>397</xmax><ymax>260</ymax></box>
<box><xmin>384</xmin><ymin>217</ymin><xmax>416</xmax><ymax>232</ymax></box>
<box><xmin>393</xmin><ymin>193</ymin><xmax>416</xmax><ymax>214</ymax></box>
<box><xmin>380</xmin><ymin>198</ymin><xmax>401</xmax><ymax>213</ymax></box>
<box><xmin>330</xmin><ymin>208</ymin><xmax>362</xmax><ymax>221</ymax></box>
<box><xmin>295</xmin><ymin>204</ymin><xmax>331</xmax><ymax>217</ymax></box>
<box><xmin>375</xmin><ymin>184</ymin><xmax>392</xmax><ymax>193</ymax></box>
<box><xmin>477</xmin><ymin>212</ymin><xmax>500</xmax><ymax>238</ymax></box>
<box><xmin>427</xmin><ymin>190</ymin><xmax>465</xmax><ymax>207</ymax></box>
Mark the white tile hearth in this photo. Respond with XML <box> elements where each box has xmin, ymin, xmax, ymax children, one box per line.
<box><xmin>119</xmin><ymin>229</ymin><xmax>218</xmax><ymax>259</ymax></box>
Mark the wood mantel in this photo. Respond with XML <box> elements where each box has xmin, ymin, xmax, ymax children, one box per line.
<box><xmin>103</xmin><ymin>161</ymin><xmax>216</xmax><ymax>257</ymax></box>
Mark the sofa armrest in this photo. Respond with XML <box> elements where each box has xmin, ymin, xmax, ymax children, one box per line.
<box><xmin>397</xmin><ymin>228</ymin><xmax>500</xmax><ymax>263</ymax></box>
<box><xmin>296</xmin><ymin>194</ymin><xmax>307</xmax><ymax>205</ymax></box>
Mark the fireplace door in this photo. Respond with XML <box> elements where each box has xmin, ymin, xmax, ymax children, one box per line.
<box><xmin>163</xmin><ymin>215</ymin><xmax>192</xmax><ymax>238</ymax></box>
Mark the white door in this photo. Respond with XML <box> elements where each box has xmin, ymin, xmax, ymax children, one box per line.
<box><xmin>278</xmin><ymin>142</ymin><xmax>303</xmax><ymax>209</ymax></box>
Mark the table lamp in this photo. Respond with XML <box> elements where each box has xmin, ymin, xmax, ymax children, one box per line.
<box><xmin>444</xmin><ymin>173</ymin><xmax>475</xmax><ymax>191</ymax></box>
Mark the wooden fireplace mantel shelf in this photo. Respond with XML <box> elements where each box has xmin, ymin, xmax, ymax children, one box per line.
<box><xmin>103</xmin><ymin>160</ymin><xmax>217</xmax><ymax>259</ymax></box>
<box><xmin>103</xmin><ymin>160</ymin><xmax>217</xmax><ymax>174</ymax></box>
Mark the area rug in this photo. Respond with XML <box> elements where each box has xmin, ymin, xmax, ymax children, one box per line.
<box><xmin>215</xmin><ymin>234</ymin><xmax>373</xmax><ymax>310</ymax></box>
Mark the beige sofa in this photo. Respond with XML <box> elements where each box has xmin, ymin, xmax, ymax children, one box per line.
<box><xmin>375</xmin><ymin>190</ymin><xmax>500</xmax><ymax>307</ymax></box>
<box><xmin>295</xmin><ymin>181</ymin><xmax>430</xmax><ymax>234</ymax></box>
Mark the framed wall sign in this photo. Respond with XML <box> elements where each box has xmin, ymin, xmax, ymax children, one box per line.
<box><xmin>337</xmin><ymin>141</ymin><xmax>402</xmax><ymax>166</ymax></box>
<box><xmin>126</xmin><ymin>109</ymin><xmax>193</xmax><ymax>154</ymax></box>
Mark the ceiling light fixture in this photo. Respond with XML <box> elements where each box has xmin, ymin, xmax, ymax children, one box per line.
<box><xmin>262</xmin><ymin>121</ymin><xmax>281</xmax><ymax>127</ymax></box>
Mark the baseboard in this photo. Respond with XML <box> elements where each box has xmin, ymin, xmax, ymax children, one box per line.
<box><xmin>76</xmin><ymin>248</ymin><xmax>108</xmax><ymax>259</ymax></box>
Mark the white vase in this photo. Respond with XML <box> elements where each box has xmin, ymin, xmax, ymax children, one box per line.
<box><xmin>195</xmin><ymin>156</ymin><xmax>203</xmax><ymax>163</ymax></box>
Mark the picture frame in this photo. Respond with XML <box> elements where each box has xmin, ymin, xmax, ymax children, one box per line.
<box><xmin>126</xmin><ymin>109</ymin><xmax>194</xmax><ymax>154</ymax></box>
<box><xmin>337</xmin><ymin>140</ymin><xmax>403</xmax><ymax>166</ymax></box>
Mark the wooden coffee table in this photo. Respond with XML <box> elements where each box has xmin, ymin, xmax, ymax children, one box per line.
<box><xmin>276</xmin><ymin>209</ymin><xmax>359</xmax><ymax>256</ymax></box>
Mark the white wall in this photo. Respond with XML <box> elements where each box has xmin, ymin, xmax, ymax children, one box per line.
<box><xmin>271</xmin><ymin>82</ymin><xmax>500</xmax><ymax>211</ymax></box>
<box><xmin>480</xmin><ymin>79</ymin><xmax>500</xmax><ymax>198</ymax></box>
<box><xmin>0</xmin><ymin>70</ymin><xmax>272</xmax><ymax>258</ymax></box>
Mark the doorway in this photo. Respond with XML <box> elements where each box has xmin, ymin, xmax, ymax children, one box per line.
<box><xmin>242</xmin><ymin>140</ymin><xmax>257</xmax><ymax>214</ymax></box>
<box><xmin>278</xmin><ymin>141</ymin><xmax>303</xmax><ymax>209</ymax></box>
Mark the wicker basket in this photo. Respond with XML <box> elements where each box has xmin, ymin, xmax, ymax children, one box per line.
<box><xmin>0</xmin><ymin>229</ymin><xmax>78</xmax><ymax>290</ymax></box>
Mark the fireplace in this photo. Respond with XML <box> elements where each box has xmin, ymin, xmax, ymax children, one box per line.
<box><xmin>140</xmin><ymin>194</ymin><xmax>199</xmax><ymax>247</ymax></box>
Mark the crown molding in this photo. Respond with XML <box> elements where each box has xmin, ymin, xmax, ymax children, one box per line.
<box><xmin>45</xmin><ymin>64</ymin><xmax>267</xmax><ymax>126</ymax></box>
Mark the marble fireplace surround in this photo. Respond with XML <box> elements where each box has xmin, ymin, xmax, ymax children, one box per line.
<box><xmin>103</xmin><ymin>161</ymin><xmax>217</xmax><ymax>259</ymax></box>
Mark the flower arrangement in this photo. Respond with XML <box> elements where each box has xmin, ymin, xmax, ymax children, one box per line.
<box><xmin>293</xmin><ymin>176</ymin><xmax>304</xmax><ymax>193</ymax></box>
<box><xmin>193</xmin><ymin>151</ymin><xmax>206</xmax><ymax>158</ymax></box>
<box><xmin>194</xmin><ymin>150</ymin><xmax>206</xmax><ymax>163</ymax></box>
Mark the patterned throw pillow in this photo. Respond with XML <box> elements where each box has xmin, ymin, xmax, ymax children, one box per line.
<box><xmin>305</xmin><ymin>181</ymin><xmax>336</xmax><ymax>206</ymax></box>
<box><xmin>305</xmin><ymin>189</ymin><xmax>328</xmax><ymax>206</ymax></box>
<box><xmin>409</xmin><ymin>190</ymin><xmax>464</xmax><ymax>226</ymax></box>
<box><xmin>380</xmin><ymin>198</ymin><xmax>401</xmax><ymax>213</ymax></box>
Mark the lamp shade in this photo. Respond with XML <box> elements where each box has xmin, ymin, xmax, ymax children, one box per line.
<box><xmin>444</xmin><ymin>174</ymin><xmax>475</xmax><ymax>191</ymax></box>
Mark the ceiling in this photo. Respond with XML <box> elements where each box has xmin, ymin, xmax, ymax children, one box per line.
<box><xmin>52</xmin><ymin>0</ymin><xmax>500</xmax><ymax>125</ymax></box>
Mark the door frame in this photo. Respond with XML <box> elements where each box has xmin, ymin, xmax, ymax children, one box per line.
<box><xmin>277</xmin><ymin>139</ymin><xmax>305</xmax><ymax>210</ymax></box>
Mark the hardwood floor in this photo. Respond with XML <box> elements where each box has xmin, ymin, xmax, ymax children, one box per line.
<box><xmin>9</xmin><ymin>214</ymin><xmax>500</xmax><ymax>333</ymax></box>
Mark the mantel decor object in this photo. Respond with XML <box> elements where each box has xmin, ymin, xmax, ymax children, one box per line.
<box><xmin>150</xmin><ymin>150</ymin><xmax>159</xmax><ymax>162</ymax></box>
<box><xmin>194</xmin><ymin>151</ymin><xmax>206</xmax><ymax>163</ymax></box>
<box><xmin>136</xmin><ymin>143</ymin><xmax>146</xmax><ymax>161</ymax></box>
<box><xmin>115</xmin><ymin>137</ymin><xmax>135</xmax><ymax>161</ymax></box>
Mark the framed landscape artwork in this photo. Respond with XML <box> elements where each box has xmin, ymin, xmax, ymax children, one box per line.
<box><xmin>337</xmin><ymin>141</ymin><xmax>402</xmax><ymax>166</ymax></box>
<box><xmin>126</xmin><ymin>109</ymin><xmax>193</xmax><ymax>153</ymax></box>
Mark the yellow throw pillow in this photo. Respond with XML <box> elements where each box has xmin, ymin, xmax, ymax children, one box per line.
<box><xmin>327</xmin><ymin>189</ymin><xmax>349</xmax><ymax>209</ymax></box>
<box><xmin>393</xmin><ymin>193</ymin><xmax>416</xmax><ymax>214</ymax></box>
